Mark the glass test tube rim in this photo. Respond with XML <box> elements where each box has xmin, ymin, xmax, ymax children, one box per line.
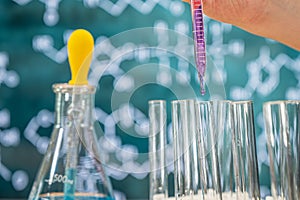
<box><xmin>211</xmin><ymin>100</ymin><xmax>254</xmax><ymax>109</ymax></box>
<box><xmin>172</xmin><ymin>99</ymin><xmax>253</xmax><ymax>104</ymax></box>
<box><xmin>148</xmin><ymin>100</ymin><xmax>166</xmax><ymax>105</ymax></box>
<box><xmin>171</xmin><ymin>99</ymin><xmax>195</xmax><ymax>105</ymax></box>
<box><xmin>213</xmin><ymin>100</ymin><xmax>253</xmax><ymax>104</ymax></box>
<box><xmin>229</xmin><ymin>100</ymin><xmax>253</xmax><ymax>104</ymax></box>
<box><xmin>263</xmin><ymin>99</ymin><xmax>300</xmax><ymax>107</ymax></box>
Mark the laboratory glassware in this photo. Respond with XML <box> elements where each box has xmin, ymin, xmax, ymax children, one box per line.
<box><xmin>215</xmin><ymin>100</ymin><xmax>260</xmax><ymax>200</ymax></box>
<box><xmin>195</xmin><ymin>100</ymin><xmax>221</xmax><ymax>200</ymax></box>
<box><xmin>172</xmin><ymin>99</ymin><xmax>200</xmax><ymax>200</ymax></box>
<box><xmin>28</xmin><ymin>29</ymin><xmax>114</xmax><ymax>200</ymax></box>
<box><xmin>190</xmin><ymin>0</ymin><xmax>207</xmax><ymax>95</ymax></box>
<box><xmin>149</xmin><ymin>100</ymin><xmax>168</xmax><ymax>200</ymax></box>
<box><xmin>195</xmin><ymin>100</ymin><xmax>261</xmax><ymax>200</ymax></box>
<box><xmin>263</xmin><ymin>100</ymin><xmax>300</xmax><ymax>200</ymax></box>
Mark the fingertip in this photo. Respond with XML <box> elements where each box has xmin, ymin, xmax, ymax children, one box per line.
<box><xmin>182</xmin><ymin>0</ymin><xmax>190</xmax><ymax>4</ymax></box>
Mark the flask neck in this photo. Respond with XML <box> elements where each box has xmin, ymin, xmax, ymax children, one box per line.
<box><xmin>53</xmin><ymin>83</ymin><xmax>96</xmax><ymax>126</ymax></box>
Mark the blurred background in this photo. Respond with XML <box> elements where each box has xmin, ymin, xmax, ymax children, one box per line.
<box><xmin>0</xmin><ymin>0</ymin><xmax>299</xmax><ymax>199</ymax></box>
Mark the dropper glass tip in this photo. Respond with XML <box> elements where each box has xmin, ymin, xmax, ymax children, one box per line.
<box><xmin>200</xmin><ymin>76</ymin><xmax>205</xmax><ymax>96</ymax></box>
<box><xmin>200</xmin><ymin>88</ymin><xmax>205</xmax><ymax>96</ymax></box>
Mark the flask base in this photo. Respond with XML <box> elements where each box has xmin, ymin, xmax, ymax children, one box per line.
<box><xmin>39</xmin><ymin>192</ymin><xmax>114</xmax><ymax>200</ymax></box>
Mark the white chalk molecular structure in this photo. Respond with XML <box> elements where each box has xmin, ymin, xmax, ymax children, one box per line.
<box><xmin>32</xmin><ymin>32</ymin><xmax>69</xmax><ymax>64</ymax></box>
<box><xmin>13</xmin><ymin>0</ymin><xmax>184</xmax><ymax>26</ymax></box>
<box><xmin>0</xmin><ymin>52</ymin><xmax>21</xmax><ymax>147</ymax></box>
<box><xmin>13</xmin><ymin>0</ymin><xmax>62</xmax><ymax>26</ymax></box>
<box><xmin>230</xmin><ymin>45</ymin><xmax>300</xmax><ymax>100</ymax></box>
<box><xmin>0</xmin><ymin>111</ymin><xmax>26</xmax><ymax>192</ymax></box>
<box><xmin>0</xmin><ymin>52</ymin><xmax>27</xmax><ymax>192</ymax></box>
<box><xmin>0</xmin><ymin>52</ymin><xmax>20</xmax><ymax>88</ymax></box>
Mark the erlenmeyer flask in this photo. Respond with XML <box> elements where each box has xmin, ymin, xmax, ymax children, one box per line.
<box><xmin>28</xmin><ymin>29</ymin><xmax>114</xmax><ymax>200</ymax></box>
<box><xmin>28</xmin><ymin>84</ymin><xmax>114</xmax><ymax>200</ymax></box>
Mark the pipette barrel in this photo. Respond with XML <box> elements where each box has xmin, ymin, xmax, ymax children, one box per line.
<box><xmin>190</xmin><ymin>0</ymin><xmax>206</xmax><ymax>95</ymax></box>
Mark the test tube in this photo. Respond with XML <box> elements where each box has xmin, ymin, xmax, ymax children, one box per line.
<box><xmin>213</xmin><ymin>100</ymin><xmax>233</xmax><ymax>199</ymax></box>
<box><xmin>263</xmin><ymin>100</ymin><xmax>300</xmax><ymax>200</ymax></box>
<box><xmin>172</xmin><ymin>99</ymin><xmax>200</xmax><ymax>200</ymax></box>
<box><xmin>195</xmin><ymin>100</ymin><xmax>221</xmax><ymax>200</ymax></box>
<box><xmin>230</xmin><ymin>101</ymin><xmax>260</xmax><ymax>199</ymax></box>
<box><xmin>203</xmin><ymin>100</ymin><xmax>261</xmax><ymax>200</ymax></box>
<box><xmin>149</xmin><ymin>100</ymin><xmax>168</xmax><ymax>200</ymax></box>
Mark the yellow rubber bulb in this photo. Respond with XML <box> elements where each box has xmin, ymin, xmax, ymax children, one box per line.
<box><xmin>67</xmin><ymin>29</ymin><xmax>94</xmax><ymax>85</ymax></box>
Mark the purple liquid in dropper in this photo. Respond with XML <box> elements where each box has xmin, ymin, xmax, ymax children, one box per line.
<box><xmin>191</xmin><ymin>0</ymin><xmax>206</xmax><ymax>95</ymax></box>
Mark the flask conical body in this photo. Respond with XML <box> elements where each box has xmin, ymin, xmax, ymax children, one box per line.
<box><xmin>29</xmin><ymin>84</ymin><xmax>114</xmax><ymax>200</ymax></box>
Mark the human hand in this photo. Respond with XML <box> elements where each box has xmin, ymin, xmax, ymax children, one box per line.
<box><xmin>184</xmin><ymin>0</ymin><xmax>268</xmax><ymax>29</ymax></box>
<box><xmin>183</xmin><ymin>0</ymin><xmax>300</xmax><ymax>51</ymax></box>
